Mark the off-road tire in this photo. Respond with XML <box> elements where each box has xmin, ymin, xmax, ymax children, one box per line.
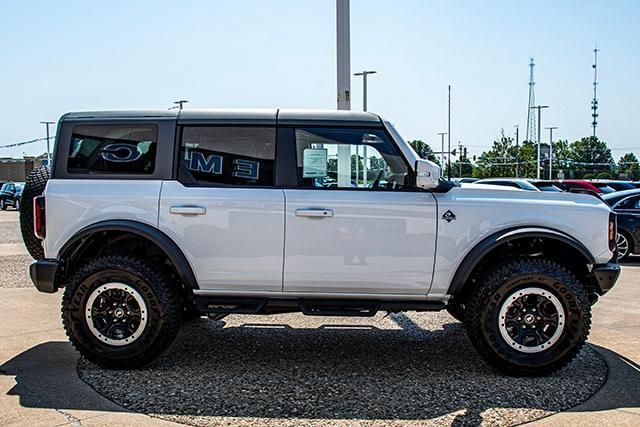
<box><xmin>62</xmin><ymin>255</ymin><xmax>181</xmax><ymax>368</ymax></box>
<box><xmin>19</xmin><ymin>165</ymin><xmax>50</xmax><ymax>259</ymax></box>
<box><xmin>464</xmin><ymin>258</ymin><xmax>591</xmax><ymax>376</ymax></box>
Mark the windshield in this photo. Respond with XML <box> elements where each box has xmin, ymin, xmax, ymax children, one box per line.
<box><xmin>0</xmin><ymin>183</ymin><xmax>9</xmax><ymax>191</ymax></box>
<box><xmin>533</xmin><ymin>183</ymin><xmax>563</xmax><ymax>192</ymax></box>
<box><xmin>594</xmin><ymin>184</ymin><xmax>615</xmax><ymax>194</ymax></box>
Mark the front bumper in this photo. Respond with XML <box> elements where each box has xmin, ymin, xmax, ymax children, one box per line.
<box><xmin>591</xmin><ymin>262</ymin><xmax>621</xmax><ymax>295</ymax></box>
<box><xmin>29</xmin><ymin>260</ymin><xmax>60</xmax><ymax>293</ymax></box>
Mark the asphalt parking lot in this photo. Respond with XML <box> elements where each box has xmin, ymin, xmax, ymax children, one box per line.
<box><xmin>0</xmin><ymin>209</ymin><xmax>639</xmax><ymax>426</ymax></box>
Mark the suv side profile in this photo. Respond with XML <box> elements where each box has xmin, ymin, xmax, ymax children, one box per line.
<box><xmin>25</xmin><ymin>109</ymin><xmax>620</xmax><ymax>376</ymax></box>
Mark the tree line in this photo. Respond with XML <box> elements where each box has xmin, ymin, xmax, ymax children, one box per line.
<box><xmin>409</xmin><ymin>134</ymin><xmax>639</xmax><ymax>180</ymax></box>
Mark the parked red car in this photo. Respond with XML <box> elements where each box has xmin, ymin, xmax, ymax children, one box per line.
<box><xmin>553</xmin><ymin>180</ymin><xmax>615</xmax><ymax>194</ymax></box>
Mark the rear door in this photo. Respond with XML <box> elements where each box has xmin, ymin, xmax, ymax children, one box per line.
<box><xmin>281</xmin><ymin>126</ymin><xmax>437</xmax><ymax>296</ymax></box>
<box><xmin>159</xmin><ymin>122</ymin><xmax>285</xmax><ymax>292</ymax></box>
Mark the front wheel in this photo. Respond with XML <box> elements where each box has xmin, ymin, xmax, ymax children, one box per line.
<box><xmin>464</xmin><ymin>258</ymin><xmax>591</xmax><ymax>376</ymax></box>
<box><xmin>0</xmin><ymin>199</ymin><xmax>5</xmax><ymax>210</ymax></box>
<box><xmin>62</xmin><ymin>255</ymin><xmax>181</xmax><ymax>368</ymax></box>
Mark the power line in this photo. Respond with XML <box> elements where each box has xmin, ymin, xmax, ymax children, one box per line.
<box><xmin>0</xmin><ymin>136</ymin><xmax>55</xmax><ymax>150</ymax></box>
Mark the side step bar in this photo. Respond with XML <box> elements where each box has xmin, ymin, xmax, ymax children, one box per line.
<box><xmin>195</xmin><ymin>296</ymin><xmax>446</xmax><ymax>317</ymax></box>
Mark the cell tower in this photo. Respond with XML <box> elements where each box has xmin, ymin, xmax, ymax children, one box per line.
<box><xmin>591</xmin><ymin>45</ymin><xmax>599</xmax><ymax>137</ymax></box>
<box><xmin>525</xmin><ymin>58</ymin><xmax>537</xmax><ymax>142</ymax></box>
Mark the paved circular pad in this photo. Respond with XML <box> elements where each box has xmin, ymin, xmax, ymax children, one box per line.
<box><xmin>79</xmin><ymin>311</ymin><xmax>606</xmax><ymax>426</ymax></box>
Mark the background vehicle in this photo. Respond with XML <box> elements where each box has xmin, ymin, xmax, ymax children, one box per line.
<box><xmin>450</xmin><ymin>177</ymin><xmax>479</xmax><ymax>184</ymax></box>
<box><xmin>602</xmin><ymin>189</ymin><xmax>640</xmax><ymax>260</ymax></box>
<box><xmin>0</xmin><ymin>181</ymin><xmax>24</xmax><ymax>210</ymax></box>
<box><xmin>528</xmin><ymin>180</ymin><xmax>564</xmax><ymax>192</ymax></box>
<box><xmin>473</xmin><ymin>178</ymin><xmax>540</xmax><ymax>191</ymax></box>
<box><xmin>590</xmin><ymin>180</ymin><xmax>636</xmax><ymax>191</ymax></box>
<box><xmin>24</xmin><ymin>109</ymin><xmax>619</xmax><ymax>376</ymax></box>
<box><xmin>553</xmin><ymin>180</ymin><xmax>611</xmax><ymax>194</ymax></box>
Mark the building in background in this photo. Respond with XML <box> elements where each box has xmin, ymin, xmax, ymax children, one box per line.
<box><xmin>0</xmin><ymin>154</ymin><xmax>47</xmax><ymax>183</ymax></box>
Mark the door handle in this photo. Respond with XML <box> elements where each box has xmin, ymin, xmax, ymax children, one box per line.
<box><xmin>295</xmin><ymin>208</ymin><xmax>334</xmax><ymax>218</ymax></box>
<box><xmin>169</xmin><ymin>205</ymin><xmax>207</xmax><ymax>215</ymax></box>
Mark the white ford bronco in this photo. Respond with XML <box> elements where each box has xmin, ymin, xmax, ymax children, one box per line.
<box><xmin>23</xmin><ymin>109</ymin><xmax>620</xmax><ymax>375</ymax></box>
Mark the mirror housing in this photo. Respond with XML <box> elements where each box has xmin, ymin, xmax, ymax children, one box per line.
<box><xmin>415</xmin><ymin>159</ymin><xmax>441</xmax><ymax>189</ymax></box>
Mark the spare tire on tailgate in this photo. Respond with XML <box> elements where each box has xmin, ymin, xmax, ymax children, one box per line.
<box><xmin>20</xmin><ymin>165</ymin><xmax>50</xmax><ymax>259</ymax></box>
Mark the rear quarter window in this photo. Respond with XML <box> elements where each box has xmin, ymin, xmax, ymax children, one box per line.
<box><xmin>67</xmin><ymin>125</ymin><xmax>158</xmax><ymax>174</ymax></box>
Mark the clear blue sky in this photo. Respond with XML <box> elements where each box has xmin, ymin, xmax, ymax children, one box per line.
<box><xmin>1</xmin><ymin>0</ymin><xmax>639</xmax><ymax>160</ymax></box>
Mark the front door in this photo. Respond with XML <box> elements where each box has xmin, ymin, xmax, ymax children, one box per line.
<box><xmin>282</xmin><ymin>126</ymin><xmax>437</xmax><ymax>296</ymax></box>
<box><xmin>159</xmin><ymin>125</ymin><xmax>284</xmax><ymax>292</ymax></box>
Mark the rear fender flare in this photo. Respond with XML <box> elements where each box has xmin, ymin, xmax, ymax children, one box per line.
<box><xmin>59</xmin><ymin>220</ymin><xmax>198</xmax><ymax>289</ymax></box>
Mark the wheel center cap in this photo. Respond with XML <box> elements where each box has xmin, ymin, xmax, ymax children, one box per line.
<box><xmin>113</xmin><ymin>307</ymin><xmax>125</xmax><ymax>318</ymax></box>
<box><xmin>523</xmin><ymin>313</ymin><xmax>536</xmax><ymax>324</ymax></box>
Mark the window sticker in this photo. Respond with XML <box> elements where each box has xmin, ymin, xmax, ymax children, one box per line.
<box><xmin>303</xmin><ymin>148</ymin><xmax>328</xmax><ymax>178</ymax></box>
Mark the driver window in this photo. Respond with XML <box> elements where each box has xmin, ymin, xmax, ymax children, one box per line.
<box><xmin>294</xmin><ymin>127</ymin><xmax>409</xmax><ymax>190</ymax></box>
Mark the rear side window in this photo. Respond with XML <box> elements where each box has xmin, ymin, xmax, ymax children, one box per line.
<box><xmin>178</xmin><ymin>126</ymin><xmax>276</xmax><ymax>186</ymax></box>
<box><xmin>68</xmin><ymin>125</ymin><xmax>157</xmax><ymax>174</ymax></box>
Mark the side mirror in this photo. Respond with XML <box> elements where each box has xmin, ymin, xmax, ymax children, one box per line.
<box><xmin>415</xmin><ymin>159</ymin><xmax>441</xmax><ymax>189</ymax></box>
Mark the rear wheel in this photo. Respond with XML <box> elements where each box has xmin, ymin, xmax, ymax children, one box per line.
<box><xmin>464</xmin><ymin>258</ymin><xmax>590</xmax><ymax>376</ymax></box>
<box><xmin>62</xmin><ymin>255</ymin><xmax>181</xmax><ymax>368</ymax></box>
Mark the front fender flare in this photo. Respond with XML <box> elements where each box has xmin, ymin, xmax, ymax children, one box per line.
<box><xmin>447</xmin><ymin>227</ymin><xmax>596</xmax><ymax>297</ymax></box>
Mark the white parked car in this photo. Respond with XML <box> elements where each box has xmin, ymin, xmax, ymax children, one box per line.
<box><xmin>23</xmin><ymin>109</ymin><xmax>620</xmax><ymax>375</ymax></box>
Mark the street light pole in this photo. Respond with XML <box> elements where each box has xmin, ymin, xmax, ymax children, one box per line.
<box><xmin>531</xmin><ymin>105</ymin><xmax>549</xmax><ymax>179</ymax></box>
<box><xmin>354</xmin><ymin>70</ymin><xmax>377</xmax><ymax>187</ymax></box>
<box><xmin>40</xmin><ymin>121</ymin><xmax>55</xmax><ymax>165</ymax></box>
<box><xmin>354</xmin><ymin>70</ymin><xmax>376</xmax><ymax>111</ymax></box>
<box><xmin>514</xmin><ymin>125</ymin><xmax>519</xmax><ymax>178</ymax></box>
<box><xmin>546</xmin><ymin>126</ymin><xmax>558</xmax><ymax>180</ymax></box>
<box><xmin>437</xmin><ymin>132</ymin><xmax>447</xmax><ymax>168</ymax></box>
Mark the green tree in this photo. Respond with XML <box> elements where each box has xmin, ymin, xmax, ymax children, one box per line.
<box><xmin>446</xmin><ymin>160</ymin><xmax>473</xmax><ymax>178</ymax></box>
<box><xmin>408</xmin><ymin>140</ymin><xmax>440</xmax><ymax>165</ymax></box>
<box><xmin>617</xmin><ymin>152</ymin><xmax>639</xmax><ymax>180</ymax></box>
<box><xmin>550</xmin><ymin>139</ymin><xmax>573</xmax><ymax>179</ymax></box>
<box><xmin>569</xmin><ymin>136</ymin><xmax>613</xmax><ymax>178</ymax></box>
<box><xmin>473</xmin><ymin>130</ymin><xmax>516</xmax><ymax>178</ymax></box>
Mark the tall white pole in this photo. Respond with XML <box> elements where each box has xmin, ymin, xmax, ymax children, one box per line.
<box><xmin>336</xmin><ymin>0</ymin><xmax>351</xmax><ymax>188</ymax></box>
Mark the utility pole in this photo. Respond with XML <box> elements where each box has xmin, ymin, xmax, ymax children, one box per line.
<box><xmin>336</xmin><ymin>0</ymin><xmax>351</xmax><ymax>187</ymax></box>
<box><xmin>546</xmin><ymin>126</ymin><xmax>558</xmax><ymax>180</ymax></box>
<box><xmin>170</xmin><ymin>100</ymin><xmax>188</xmax><ymax>110</ymax></box>
<box><xmin>514</xmin><ymin>125</ymin><xmax>520</xmax><ymax>178</ymax></box>
<box><xmin>591</xmin><ymin>45</ymin><xmax>599</xmax><ymax>137</ymax></box>
<box><xmin>354</xmin><ymin>70</ymin><xmax>376</xmax><ymax>186</ymax></box>
<box><xmin>40</xmin><ymin>121</ymin><xmax>55</xmax><ymax>164</ymax></box>
<box><xmin>447</xmin><ymin>85</ymin><xmax>451</xmax><ymax>180</ymax></box>
<box><xmin>437</xmin><ymin>132</ymin><xmax>447</xmax><ymax>168</ymax></box>
<box><xmin>458</xmin><ymin>141</ymin><xmax>465</xmax><ymax>177</ymax></box>
<box><xmin>531</xmin><ymin>105</ymin><xmax>549</xmax><ymax>179</ymax></box>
